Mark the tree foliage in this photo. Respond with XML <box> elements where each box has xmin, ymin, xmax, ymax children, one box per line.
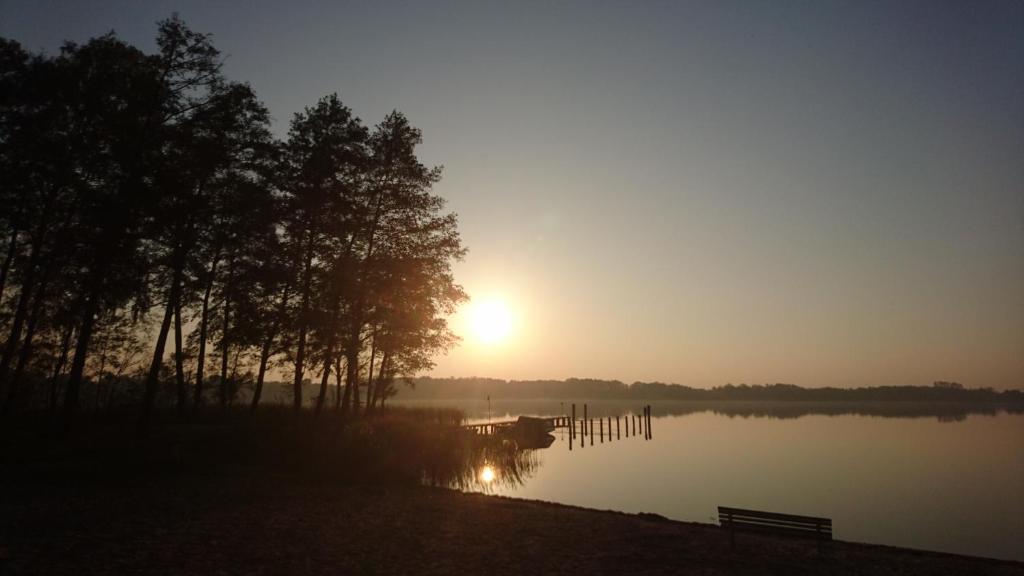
<box><xmin>0</xmin><ymin>17</ymin><xmax>466</xmax><ymax>432</ymax></box>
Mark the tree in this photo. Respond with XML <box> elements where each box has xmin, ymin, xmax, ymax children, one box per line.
<box><xmin>138</xmin><ymin>16</ymin><xmax>275</xmax><ymax>431</ymax></box>
<box><xmin>0</xmin><ymin>20</ymin><xmax>468</xmax><ymax>435</ymax></box>
<box><xmin>26</xmin><ymin>36</ymin><xmax>165</xmax><ymax>432</ymax></box>
<box><xmin>279</xmin><ymin>95</ymin><xmax>367</xmax><ymax>412</ymax></box>
<box><xmin>339</xmin><ymin>112</ymin><xmax>466</xmax><ymax>415</ymax></box>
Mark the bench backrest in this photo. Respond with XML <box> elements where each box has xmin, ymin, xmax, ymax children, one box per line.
<box><xmin>718</xmin><ymin>506</ymin><xmax>832</xmax><ymax>540</ymax></box>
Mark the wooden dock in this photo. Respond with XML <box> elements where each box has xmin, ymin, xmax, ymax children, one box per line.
<box><xmin>461</xmin><ymin>404</ymin><xmax>653</xmax><ymax>451</ymax></box>
<box><xmin>463</xmin><ymin>416</ymin><xmax>572</xmax><ymax>435</ymax></box>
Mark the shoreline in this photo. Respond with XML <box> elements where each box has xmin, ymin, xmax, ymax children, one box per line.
<box><xmin>3</xmin><ymin>475</ymin><xmax>1021</xmax><ymax>575</ymax></box>
<box><xmin>458</xmin><ymin>489</ymin><xmax>1024</xmax><ymax>566</ymax></box>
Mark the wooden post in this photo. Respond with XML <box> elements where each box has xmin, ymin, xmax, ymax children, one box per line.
<box><xmin>571</xmin><ymin>404</ymin><xmax>576</xmax><ymax>440</ymax></box>
<box><xmin>599</xmin><ymin>418</ymin><xmax>604</xmax><ymax>442</ymax></box>
<box><xmin>589</xmin><ymin>419</ymin><xmax>594</xmax><ymax>445</ymax></box>
<box><xmin>583</xmin><ymin>404</ymin><xmax>588</xmax><ymax>437</ymax></box>
<box><xmin>728</xmin><ymin>511</ymin><xmax>736</xmax><ymax>550</ymax></box>
<box><xmin>616</xmin><ymin>416</ymin><xmax>620</xmax><ymax>439</ymax></box>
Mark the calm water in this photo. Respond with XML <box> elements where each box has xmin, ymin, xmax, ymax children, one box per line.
<box><xmin>399</xmin><ymin>399</ymin><xmax>1024</xmax><ymax>561</ymax></box>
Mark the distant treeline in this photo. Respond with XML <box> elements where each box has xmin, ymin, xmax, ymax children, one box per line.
<box><xmin>400</xmin><ymin>378</ymin><xmax>1024</xmax><ymax>404</ymax></box>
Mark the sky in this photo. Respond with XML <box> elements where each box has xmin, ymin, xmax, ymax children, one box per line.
<box><xmin>3</xmin><ymin>0</ymin><xmax>1022</xmax><ymax>389</ymax></box>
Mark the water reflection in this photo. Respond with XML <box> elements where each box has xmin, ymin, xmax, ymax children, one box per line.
<box><xmin>421</xmin><ymin>432</ymin><xmax>543</xmax><ymax>492</ymax></box>
<box><xmin>479</xmin><ymin>465</ymin><xmax>496</xmax><ymax>483</ymax></box>
<box><xmin>424</xmin><ymin>413</ymin><xmax>653</xmax><ymax>492</ymax></box>
<box><xmin>398</xmin><ymin>398</ymin><xmax>1022</xmax><ymax>424</ymax></box>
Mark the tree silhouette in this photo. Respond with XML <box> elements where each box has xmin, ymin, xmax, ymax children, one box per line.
<box><xmin>0</xmin><ymin>17</ymin><xmax>466</xmax><ymax>435</ymax></box>
<box><xmin>279</xmin><ymin>94</ymin><xmax>367</xmax><ymax>412</ymax></box>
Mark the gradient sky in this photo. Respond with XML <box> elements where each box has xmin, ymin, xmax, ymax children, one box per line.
<box><xmin>4</xmin><ymin>1</ymin><xmax>1022</xmax><ymax>389</ymax></box>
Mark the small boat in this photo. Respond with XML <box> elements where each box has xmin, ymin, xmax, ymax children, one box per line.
<box><xmin>514</xmin><ymin>416</ymin><xmax>555</xmax><ymax>434</ymax></box>
<box><xmin>503</xmin><ymin>416</ymin><xmax>556</xmax><ymax>449</ymax></box>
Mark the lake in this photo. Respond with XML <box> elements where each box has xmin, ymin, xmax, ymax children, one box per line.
<box><xmin>397</xmin><ymin>398</ymin><xmax>1024</xmax><ymax>561</ymax></box>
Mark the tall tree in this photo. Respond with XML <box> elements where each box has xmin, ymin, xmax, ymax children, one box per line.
<box><xmin>280</xmin><ymin>94</ymin><xmax>367</xmax><ymax>412</ymax></box>
<box><xmin>340</xmin><ymin>112</ymin><xmax>466</xmax><ymax>415</ymax></box>
<box><xmin>42</xmin><ymin>36</ymin><xmax>164</xmax><ymax>431</ymax></box>
<box><xmin>138</xmin><ymin>16</ymin><xmax>274</xmax><ymax>431</ymax></box>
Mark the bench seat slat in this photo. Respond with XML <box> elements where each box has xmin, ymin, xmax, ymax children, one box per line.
<box><xmin>720</xmin><ymin>513</ymin><xmax>831</xmax><ymax>527</ymax></box>
<box><xmin>722</xmin><ymin>516</ymin><xmax>832</xmax><ymax>532</ymax></box>
<box><xmin>718</xmin><ymin>506</ymin><xmax>830</xmax><ymax>525</ymax></box>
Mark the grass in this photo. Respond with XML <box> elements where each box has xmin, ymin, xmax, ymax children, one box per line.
<box><xmin>0</xmin><ymin>405</ymin><xmax>469</xmax><ymax>487</ymax></box>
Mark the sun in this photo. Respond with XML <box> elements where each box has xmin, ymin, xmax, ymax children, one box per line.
<box><xmin>471</xmin><ymin>299</ymin><xmax>513</xmax><ymax>345</ymax></box>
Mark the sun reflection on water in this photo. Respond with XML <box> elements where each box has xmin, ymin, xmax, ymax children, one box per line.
<box><xmin>479</xmin><ymin>465</ymin><xmax>497</xmax><ymax>483</ymax></box>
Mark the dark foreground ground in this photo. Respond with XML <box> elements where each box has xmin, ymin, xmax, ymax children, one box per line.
<box><xmin>2</xmin><ymin>475</ymin><xmax>1021</xmax><ymax>576</ymax></box>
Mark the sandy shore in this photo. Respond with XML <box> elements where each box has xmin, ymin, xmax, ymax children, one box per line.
<box><xmin>2</xmin><ymin>475</ymin><xmax>1021</xmax><ymax>576</ymax></box>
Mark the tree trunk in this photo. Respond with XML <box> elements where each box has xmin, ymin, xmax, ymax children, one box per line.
<box><xmin>250</xmin><ymin>336</ymin><xmax>272</xmax><ymax>413</ymax></box>
<box><xmin>375</xmin><ymin>358</ymin><xmax>395</xmax><ymax>410</ymax></box>
<box><xmin>292</xmin><ymin>230</ymin><xmax>315</xmax><ymax>412</ymax></box>
<box><xmin>314</xmin><ymin>342</ymin><xmax>335</xmax><ymax>414</ymax></box>
<box><xmin>334</xmin><ymin>356</ymin><xmax>344</xmax><ymax>410</ymax></box>
<box><xmin>92</xmin><ymin>344</ymin><xmax>107</xmax><ymax>415</ymax></box>
<box><xmin>227</xmin><ymin>347</ymin><xmax>241</xmax><ymax>407</ymax></box>
<box><xmin>48</xmin><ymin>324</ymin><xmax>74</xmax><ymax>415</ymax></box>
<box><xmin>368</xmin><ymin>351</ymin><xmax>390</xmax><ymax>413</ymax></box>
<box><xmin>0</xmin><ymin>231</ymin><xmax>43</xmax><ymax>399</ymax></box>
<box><xmin>173</xmin><ymin>297</ymin><xmax>186</xmax><ymax>417</ymax></box>
<box><xmin>0</xmin><ymin>226</ymin><xmax>18</xmax><ymax>304</ymax></box>
<box><xmin>251</xmin><ymin>283</ymin><xmax>289</xmax><ymax>413</ymax></box>
<box><xmin>3</xmin><ymin>272</ymin><xmax>49</xmax><ymax>414</ymax></box>
<box><xmin>363</xmin><ymin>332</ymin><xmax>378</xmax><ymax>416</ymax></box>
<box><xmin>139</xmin><ymin>264</ymin><xmax>183</xmax><ymax>436</ymax></box>
<box><xmin>218</xmin><ymin>260</ymin><xmax>232</xmax><ymax>410</ymax></box>
<box><xmin>314</xmin><ymin>297</ymin><xmax>341</xmax><ymax>414</ymax></box>
<box><xmin>341</xmin><ymin>343</ymin><xmax>357</xmax><ymax>415</ymax></box>
<box><xmin>352</xmin><ymin>353</ymin><xmax>361</xmax><ymax>413</ymax></box>
<box><xmin>63</xmin><ymin>285</ymin><xmax>101</xmax><ymax>433</ymax></box>
<box><xmin>194</xmin><ymin>253</ymin><xmax>219</xmax><ymax>411</ymax></box>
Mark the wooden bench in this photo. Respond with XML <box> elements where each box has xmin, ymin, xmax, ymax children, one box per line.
<box><xmin>718</xmin><ymin>506</ymin><xmax>832</xmax><ymax>550</ymax></box>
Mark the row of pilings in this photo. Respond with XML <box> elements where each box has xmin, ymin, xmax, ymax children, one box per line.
<box><xmin>568</xmin><ymin>404</ymin><xmax>652</xmax><ymax>450</ymax></box>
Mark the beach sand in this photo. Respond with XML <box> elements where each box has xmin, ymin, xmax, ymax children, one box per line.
<box><xmin>2</xmin><ymin>475</ymin><xmax>1021</xmax><ymax>575</ymax></box>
